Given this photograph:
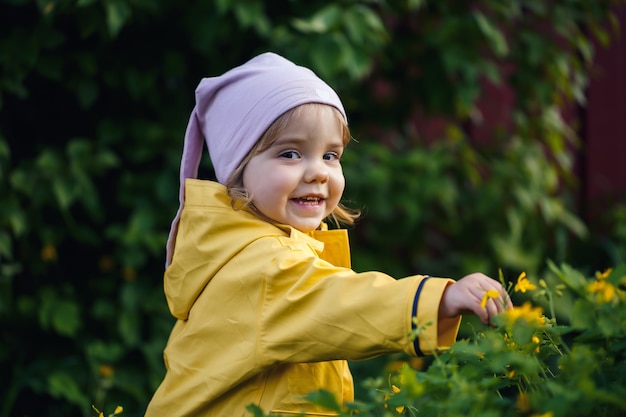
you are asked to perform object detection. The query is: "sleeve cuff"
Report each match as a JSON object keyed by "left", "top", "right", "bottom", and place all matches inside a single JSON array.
[{"left": 411, "top": 277, "right": 461, "bottom": 356}]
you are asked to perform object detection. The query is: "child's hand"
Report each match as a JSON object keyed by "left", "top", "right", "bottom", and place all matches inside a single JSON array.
[{"left": 439, "top": 273, "right": 513, "bottom": 325}]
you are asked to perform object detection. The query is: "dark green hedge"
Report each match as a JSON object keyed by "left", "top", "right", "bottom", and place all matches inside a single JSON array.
[{"left": 1, "top": 1, "right": 623, "bottom": 415}]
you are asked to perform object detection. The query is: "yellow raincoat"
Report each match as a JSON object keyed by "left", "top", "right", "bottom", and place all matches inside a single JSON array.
[{"left": 145, "top": 179, "right": 461, "bottom": 417}]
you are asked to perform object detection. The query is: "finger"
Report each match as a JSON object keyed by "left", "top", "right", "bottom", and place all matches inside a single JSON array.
[
  {"left": 502, "top": 293, "right": 514, "bottom": 310},
  {"left": 476, "top": 305, "right": 490, "bottom": 325},
  {"left": 487, "top": 283, "right": 512, "bottom": 311},
  {"left": 492, "top": 295, "right": 513, "bottom": 322},
  {"left": 494, "top": 286, "right": 513, "bottom": 310},
  {"left": 485, "top": 298, "right": 500, "bottom": 326},
  {"left": 477, "top": 294, "right": 498, "bottom": 325}
]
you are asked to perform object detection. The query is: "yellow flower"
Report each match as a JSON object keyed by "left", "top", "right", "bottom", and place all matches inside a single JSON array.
[
  {"left": 383, "top": 386, "right": 405, "bottom": 413},
  {"left": 504, "top": 302, "right": 545, "bottom": 327},
  {"left": 41, "top": 243, "right": 57, "bottom": 262},
  {"left": 99, "top": 364, "right": 114, "bottom": 378},
  {"left": 587, "top": 279, "right": 616, "bottom": 303},
  {"left": 122, "top": 266, "right": 137, "bottom": 282},
  {"left": 503, "top": 332, "right": 516, "bottom": 348},
  {"left": 391, "top": 386, "right": 404, "bottom": 412},
  {"left": 514, "top": 272, "right": 537, "bottom": 293},
  {"left": 114, "top": 406, "right": 123, "bottom": 415},
  {"left": 532, "top": 335, "right": 541, "bottom": 352},
  {"left": 516, "top": 393, "right": 530, "bottom": 412},
  {"left": 385, "top": 360, "right": 407, "bottom": 373},
  {"left": 99, "top": 256, "right": 114, "bottom": 273},
  {"left": 596, "top": 268, "right": 612, "bottom": 280},
  {"left": 531, "top": 412, "right": 553, "bottom": 417},
  {"left": 43, "top": 2, "right": 55, "bottom": 15},
  {"left": 480, "top": 289, "right": 500, "bottom": 308},
  {"left": 409, "top": 357, "right": 425, "bottom": 370}
]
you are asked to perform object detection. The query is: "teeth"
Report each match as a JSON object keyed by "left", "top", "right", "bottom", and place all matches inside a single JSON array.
[{"left": 295, "top": 196, "right": 321, "bottom": 205}]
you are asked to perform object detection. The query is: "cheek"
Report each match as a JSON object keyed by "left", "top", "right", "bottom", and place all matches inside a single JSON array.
[
  {"left": 244, "top": 166, "right": 286, "bottom": 206},
  {"left": 331, "top": 171, "right": 346, "bottom": 197},
  {"left": 241, "top": 173, "right": 256, "bottom": 198},
  {"left": 242, "top": 159, "right": 269, "bottom": 193}
]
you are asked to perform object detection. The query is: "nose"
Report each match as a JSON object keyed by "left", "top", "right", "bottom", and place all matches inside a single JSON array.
[{"left": 304, "top": 159, "right": 329, "bottom": 183}]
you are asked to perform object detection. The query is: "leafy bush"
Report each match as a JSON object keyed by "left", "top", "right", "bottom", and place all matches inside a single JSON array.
[
  {"left": 0, "top": 1, "right": 388, "bottom": 415},
  {"left": 279, "top": 263, "right": 626, "bottom": 417},
  {"left": 1, "top": 0, "right": 624, "bottom": 416}
]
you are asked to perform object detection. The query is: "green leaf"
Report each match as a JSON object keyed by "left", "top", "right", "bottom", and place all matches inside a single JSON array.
[
  {"left": 291, "top": 4, "right": 341, "bottom": 34},
  {"left": 73, "top": 78, "right": 99, "bottom": 109},
  {"left": 309, "top": 36, "right": 342, "bottom": 80},
  {"left": 245, "top": 404, "right": 266, "bottom": 417},
  {"left": 52, "top": 177, "right": 74, "bottom": 210},
  {"left": 606, "top": 264, "right": 626, "bottom": 286},
  {"left": 52, "top": 300, "right": 82, "bottom": 337},
  {"left": 36, "top": 149, "right": 61, "bottom": 172},
  {"left": 343, "top": 5, "right": 386, "bottom": 45},
  {"left": 105, "top": 0, "right": 132, "bottom": 37},
  {"left": 571, "top": 299, "right": 594, "bottom": 330},
  {"left": 0, "top": 265, "right": 17, "bottom": 315},
  {"left": 305, "top": 389, "right": 342, "bottom": 413},
  {"left": 86, "top": 340, "right": 125, "bottom": 363},
  {"left": 597, "top": 314, "right": 620, "bottom": 338},
  {"left": 47, "top": 371, "right": 89, "bottom": 408},
  {"left": 0, "top": 231, "right": 12, "bottom": 258},
  {"left": 215, "top": 0, "right": 231, "bottom": 14},
  {"left": 510, "top": 320, "right": 535, "bottom": 344},
  {"left": 38, "top": 289, "right": 82, "bottom": 336},
  {"left": 66, "top": 139, "right": 90, "bottom": 161},
  {"left": 473, "top": 12, "right": 509, "bottom": 57},
  {"left": 7, "top": 201, "right": 27, "bottom": 236},
  {"left": 17, "top": 295, "right": 36, "bottom": 317},
  {"left": 233, "top": 1, "right": 268, "bottom": 33},
  {"left": 407, "top": 0, "right": 426, "bottom": 11},
  {"left": 0, "top": 137, "right": 9, "bottom": 160},
  {"left": 119, "top": 310, "right": 140, "bottom": 346}
]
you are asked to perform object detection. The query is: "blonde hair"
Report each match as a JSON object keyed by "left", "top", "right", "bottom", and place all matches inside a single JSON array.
[{"left": 225, "top": 103, "right": 360, "bottom": 228}]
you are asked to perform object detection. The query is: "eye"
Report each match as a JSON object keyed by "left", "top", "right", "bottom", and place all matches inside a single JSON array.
[
  {"left": 323, "top": 151, "right": 341, "bottom": 161},
  {"left": 279, "top": 150, "right": 300, "bottom": 159}
]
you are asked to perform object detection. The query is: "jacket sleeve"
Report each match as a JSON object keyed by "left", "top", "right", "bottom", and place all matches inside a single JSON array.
[
  {"left": 411, "top": 277, "right": 461, "bottom": 356},
  {"left": 239, "top": 236, "right": 461, "bottom": 366}
]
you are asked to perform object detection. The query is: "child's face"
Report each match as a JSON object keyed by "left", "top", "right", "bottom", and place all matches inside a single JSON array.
[{"left": 242, "top": 105, "right": 346, "bottom": 232}]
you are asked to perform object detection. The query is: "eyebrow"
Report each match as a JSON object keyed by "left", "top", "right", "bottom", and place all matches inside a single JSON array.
[
  {"left": 272, "top": 136, "right": 345, "bottom": 149},
  {"left": 272, "top": 137, "right": 306, "bottom": 147}
]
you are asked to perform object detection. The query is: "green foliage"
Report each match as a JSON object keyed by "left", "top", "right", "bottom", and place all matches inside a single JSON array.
[
  {"left": 0, "top": 0, "right": 624, "bottom": 415},
  {"left": 343, "top": 133, "right": 587, "bottom": 278},
  {"left": 0, "top": 1, "right": 390, "bottom": 415},
  {"left": 301, "top": 263, "right": 626, "bottom": 417},
  {"left": 344, "top": 0, "right": 622, "bottom": 279}
]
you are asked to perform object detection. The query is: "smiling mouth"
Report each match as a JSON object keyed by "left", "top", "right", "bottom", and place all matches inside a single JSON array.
[{"left": 292, "top": 196, "right": 324, "bottom": 206}]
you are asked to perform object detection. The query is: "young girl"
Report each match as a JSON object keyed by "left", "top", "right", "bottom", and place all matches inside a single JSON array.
[{"left": 145, "top": 52, "right": 512, "bottom": 417}]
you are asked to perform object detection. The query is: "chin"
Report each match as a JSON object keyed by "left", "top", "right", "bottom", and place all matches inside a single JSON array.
[{"left": 292, "top": 222, "right": 321, "bottom": 233}]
